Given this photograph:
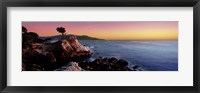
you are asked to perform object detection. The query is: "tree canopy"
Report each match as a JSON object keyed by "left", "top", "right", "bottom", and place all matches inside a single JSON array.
[
  {"left": 56, "top": 27, "right": 66, "bottom": 39},
  {"left": 56, "top": 27, "right": 66, "bottom": 34}
]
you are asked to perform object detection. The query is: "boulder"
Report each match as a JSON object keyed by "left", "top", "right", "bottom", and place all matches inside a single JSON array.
[{"left": 55, "top": 62, "right": 82, "bottom": 71}]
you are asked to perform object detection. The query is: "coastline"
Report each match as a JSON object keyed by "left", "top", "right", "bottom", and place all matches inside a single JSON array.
[{"left": 22, "top": 35, "right": 140, "bottom": 71}]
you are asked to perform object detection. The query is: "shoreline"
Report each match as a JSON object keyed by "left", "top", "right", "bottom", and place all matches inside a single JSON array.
[
  {"left": 55, "top": 57, "right": 141, "bottom": 71},
  {"left": 23, "top": 35, "right": 142, "bottom": 71}
]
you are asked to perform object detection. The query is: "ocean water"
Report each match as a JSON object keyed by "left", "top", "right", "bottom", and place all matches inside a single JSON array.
[{"left": 79, "top": 40, "right": 178, "bottom": 71}]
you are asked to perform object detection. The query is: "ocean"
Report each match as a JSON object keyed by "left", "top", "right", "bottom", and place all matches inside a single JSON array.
[{"left": 79, "top": 40, "right": 178, "bottom": 71}]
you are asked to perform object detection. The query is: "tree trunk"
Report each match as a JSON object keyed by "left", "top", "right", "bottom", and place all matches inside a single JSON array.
[{"left": 61, "top": 33, "right": 64, "bottom": 40}]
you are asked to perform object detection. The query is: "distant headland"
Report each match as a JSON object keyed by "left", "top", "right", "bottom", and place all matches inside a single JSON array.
[{"left": 39, "top": 34, "right": 104, "bottom": 41}]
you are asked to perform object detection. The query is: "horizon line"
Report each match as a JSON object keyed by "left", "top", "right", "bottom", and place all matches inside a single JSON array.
[{"left": 38, "top": 34, "right": 178, "bottom": 41}]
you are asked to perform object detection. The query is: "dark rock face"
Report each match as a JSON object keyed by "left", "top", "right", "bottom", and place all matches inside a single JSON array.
[
  {"left": 22, "top": 35, "right": 93, "bottom": 71},
  {"left": 79, "top": 57, "right": 132, "bottom": 71},
  {"left": 22, "top": 47, "right": 59, "bottom": 71},
  {"left": 22, "top": 63, "right": 44, "bottom": 71}
]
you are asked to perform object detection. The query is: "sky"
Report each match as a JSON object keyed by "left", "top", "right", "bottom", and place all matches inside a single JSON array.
[{"left": 22, "top": 22, "right": 178, "bottom": 40}]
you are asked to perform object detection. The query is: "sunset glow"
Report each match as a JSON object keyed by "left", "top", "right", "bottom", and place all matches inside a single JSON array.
[{"left": 22, "top": 22, "right": 178, "bottom": 40}]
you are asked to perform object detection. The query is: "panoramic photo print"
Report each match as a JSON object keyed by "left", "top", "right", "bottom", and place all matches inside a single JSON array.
[{"left": 22, "top": 22, "right": 178, "bottom": 71}]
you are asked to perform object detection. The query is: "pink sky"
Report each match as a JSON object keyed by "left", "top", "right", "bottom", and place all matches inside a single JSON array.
[{"left": 22, "top": 22, "right": 178, "bottom": 40}]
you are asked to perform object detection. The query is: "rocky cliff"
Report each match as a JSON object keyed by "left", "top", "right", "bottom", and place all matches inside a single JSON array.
[
  {"left": 22, "top": 35, "right": 140, "bottom": 71},
  {"left": 22, "top": 35, "right": 93, "bottom": 71}
]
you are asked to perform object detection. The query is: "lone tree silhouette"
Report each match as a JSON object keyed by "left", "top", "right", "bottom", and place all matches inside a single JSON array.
[{"left": 56, "top": 27, "right": 66, "bottom": 39}]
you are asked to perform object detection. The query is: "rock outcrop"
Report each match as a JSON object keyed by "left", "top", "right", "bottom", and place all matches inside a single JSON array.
[
  {"left": 50, "top": 35, "right": 93, "bottom": 62},
  {"left": 79, "top": 57, "right": 132, "bottom": 71},
  {"left": 55, "top": 62, "right": 82, "bottom": 71},
  {"left": 22, "top": 35, "right": 93, "bottom": 71},
  {"left": 22, "top": 35, "right": 140, "bottom": 71}
]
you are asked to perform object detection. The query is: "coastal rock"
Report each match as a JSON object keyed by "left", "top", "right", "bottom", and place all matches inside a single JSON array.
[
  {"left": 22, "top": 63, "right": 44, "bottom": 71},
  {"left": 22, "top": 35, "right": 93, "bottom": 71},
  {"left": 22, "top": 47, "right": 57, "bottom": 70},
  {"left": 79, "top": 57, "right": 132, "bottom": 71},
  {"left": 67, "top": 35, "right": 91, "bottom": 52},
  {"left": 50, "top": 35, "right": 93, "bottom": 62},
  {"left": 55, "top": 62, "right": 82, "bottom": 71},
  {"left": 132, "top": 65, "right": 142, "bottom": 71}
]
